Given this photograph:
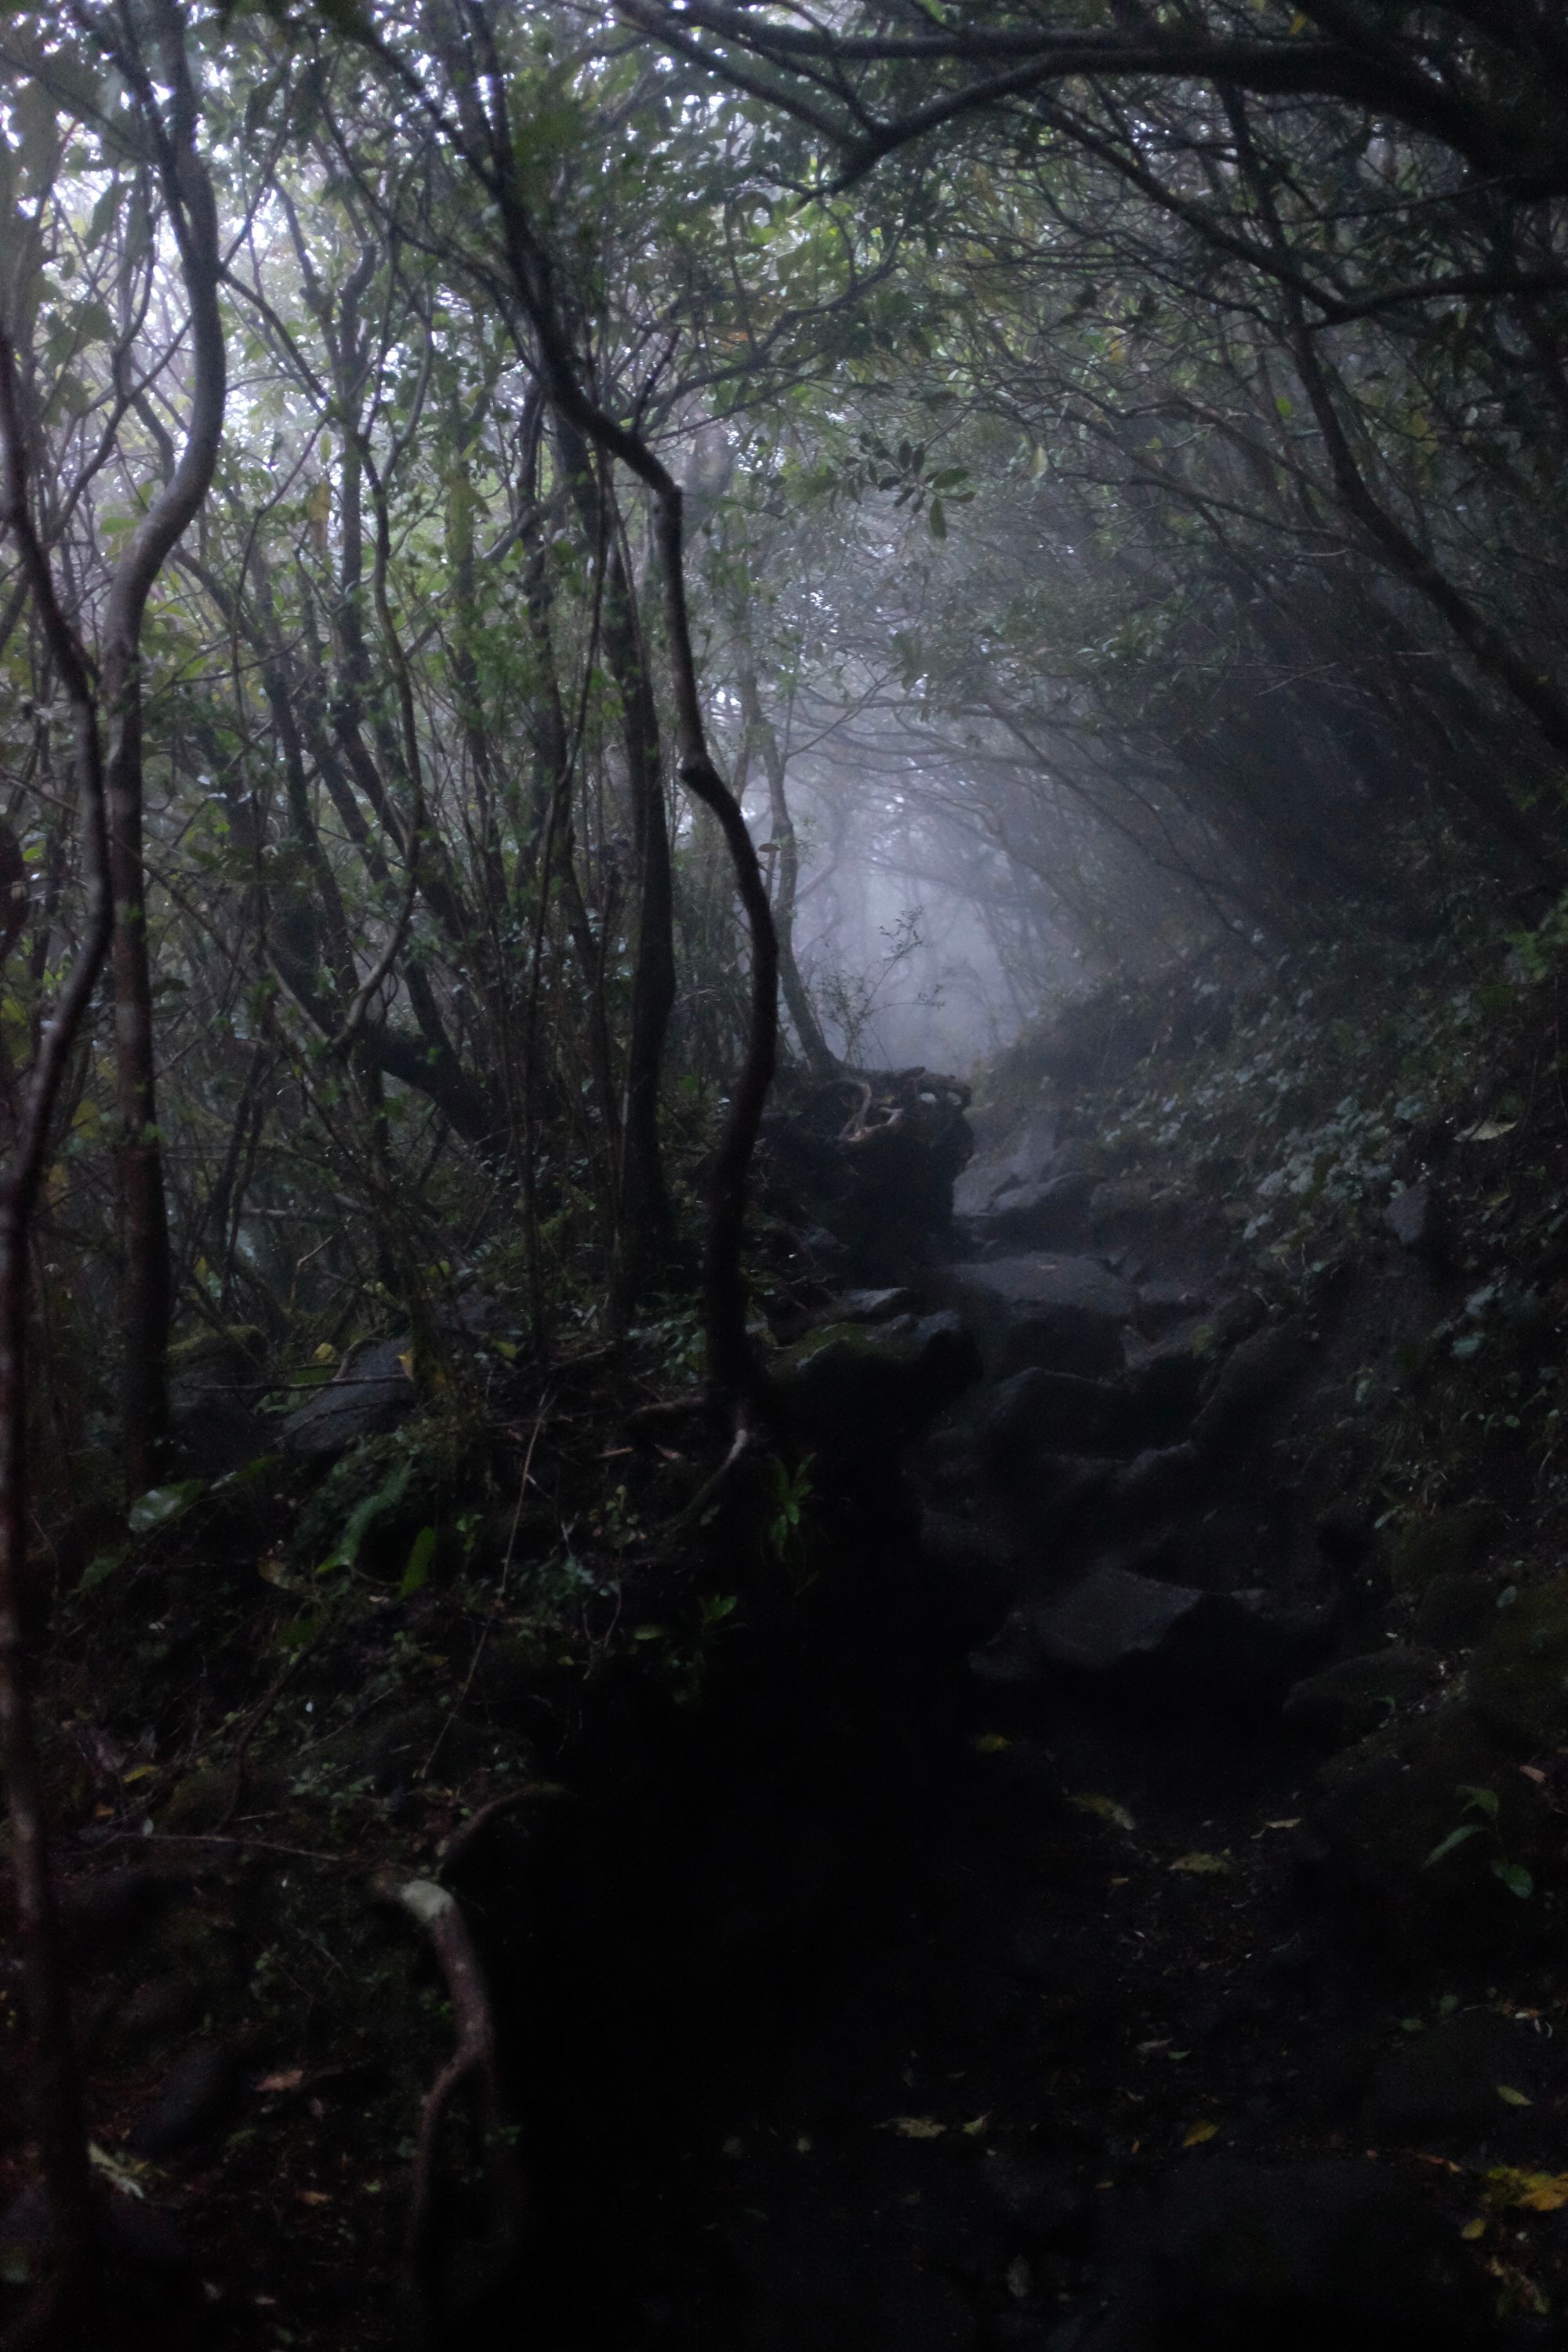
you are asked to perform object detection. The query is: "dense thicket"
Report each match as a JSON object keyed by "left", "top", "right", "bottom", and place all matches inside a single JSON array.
[{"left": 2, "top": 0, "right": 1566, "bottom": 2313}]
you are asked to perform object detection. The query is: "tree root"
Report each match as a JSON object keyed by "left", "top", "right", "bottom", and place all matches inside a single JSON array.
[{"left": 368, "top": 1871, "right": 530, "bottom": 2345}]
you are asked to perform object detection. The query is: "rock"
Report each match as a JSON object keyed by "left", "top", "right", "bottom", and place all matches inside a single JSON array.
[
  {"left": 1111, "top": 1442, "right": 1202, "bottom": 1519},
  {"left": 1386, "top": 1180, "right": 1449, "bottom": 1261},
  {"left": 972, "top": 1564, "right": 1305, "bottom": 1709},
  {"left": 127, "top": 2039, "right": 238, "bottom": 2158},
  {"left": 951, "top": 1254, "right": 1137, "bottom": 1380},
  {"left": 1135, "top": 1276, "right": 1210, "bottom": 1331},
  {"left": 1468, "top": 1579, "right": 1568, "bottom": 1750},
  {"left": 1391, "top": 1506, "right": 1497, "bottom": 1596},
  {"left": 1151, "top": 2157, "right": 1490, "bottom": 2350},
  {"left": 835, "top": 1287, "right": 916, "bottom": 1322},
  {"left": 981, "top": 1367, "right": 1125, "bottom": 1467},
  {"left": 974, "top": 1173, "right": 1093, "bottom": 1247},
  {"left": 1414, "top": 1570, "right": 1501, "bottom": 1649},
  {"left": 1301, "top": 1696, "right": 1547, "bottom": 1936},
  {"left": 1189, "top": 1324, "right": 1301, "bottom": 1454},
  {"left": 1123, "top": 1347, "right": 1203, "bottom": 1443},
  {"left": 281, "top": 1335, "right": 416, "bottom": 1457},
  {"left": 1283, "top": 1646, "right": 1440, "bottom": 1745},
  {"left": 169, "top": 1327, "right": 270, "bottom": 1477},
  {"left": 1088, "top": 1178, "right": 1184, "bottom": 1249},
  {"left": 1363, "top": 2009, "right": 1551, "bottom": 2138},
  {"left": 953, "top": 1112, "right": 1061, "bottom": 1217},
  {"left": 775, "top": 1310, "right": 982, "bottom": 1445}
]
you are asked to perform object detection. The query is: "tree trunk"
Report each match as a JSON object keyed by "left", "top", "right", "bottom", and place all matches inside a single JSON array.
[
  {"left": 98, "top": 0, "right": 226, "bottom": 1496},
  {"left": 738, "top": 657, "right": 837, "bottom": 1076}
]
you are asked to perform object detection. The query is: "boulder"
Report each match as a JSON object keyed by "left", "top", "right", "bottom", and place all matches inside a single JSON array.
[
  {"left": 1468, "top": 1579, "right": 1568, "bottom": 1750},
  {"left": 972, "top": 1563, "right": 1306, "bottom": 1710},
  {"left": 1151, "top": 2157, "right": 1490, "bottom": 2350},
  {"left": 1414, "top": 1570, "right": 1501, "bottom": 1650},
  {"left": 834, "top": 1287, "right": 916, "bottom": 1323},
  {"left": 951, "top": 1254, "right": 1137, "bottom": 1380},
  {"left": 1123, "top": 1346, "right": 1203, "bottom": 1443},
  {"left": 1134, "top": 1276, "right": 1210, "bottom": 1332},
  {"left": 775, "top": 1310, "right": 981, "bottom": 1446},
  {"left": 169, "top": 1327, "right": 270, "bottom": 1476},
  {"left": 972, "top": 1173, "right": 1093, "bottom": 1247},
  {"left": 281, "top": 1335, "right": 416, "bottom": 1457},
  {"left": 1363, "top": 2009, "right": 1552, "bottom": 2139},
  {"left": 953, "top": 1111, "right": 1060, "bottom": 1217},
  {"left": 1391, "top": 1506, "right": 1497, "bottom": 1597},
  {"left": 1110, "top": 1442, "right": 1202, "bottom": 1520},
  {"left": 1300, "top": 1695, "right": 1548, "bottom": 1938},
  {"left": 1088, "top": 1178, "right": 1184, "bottom": 1249},
  {"left": 981, "top": 1367, "right": 1126, "bottom": 1468},
  {"left": 1189, "top": 1324, "right": 1302, "bottom": 1455},
  {"left": 1283, "top": 1645, "right": 1441, "bottom": 1746}
]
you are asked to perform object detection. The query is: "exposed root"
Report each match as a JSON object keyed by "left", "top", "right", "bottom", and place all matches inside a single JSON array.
[{"left": 368, "top": 1871, "right": 530, "bottom": 2345}]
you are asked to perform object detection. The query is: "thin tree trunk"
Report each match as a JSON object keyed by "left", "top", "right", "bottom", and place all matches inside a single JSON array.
[
  {"left": 97, "top": 0, "right": 226, "bottom": 1496},
  {"left": 0, "top": 323, "right": 113, "bottom": 2331},
  {"left": 738, "top": 656, "right": 837, "bottom": 1076}
]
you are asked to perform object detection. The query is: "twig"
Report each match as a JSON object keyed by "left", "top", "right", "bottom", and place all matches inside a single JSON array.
[
  {"left": 213, "top": 1657, "right": 298, "bottom": 1834},
  {"left": 435, "top": 1783, "right": 559, "bottom": 1878}
]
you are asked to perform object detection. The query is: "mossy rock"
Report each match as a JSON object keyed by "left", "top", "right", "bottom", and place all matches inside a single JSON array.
[
  {"left": 1283, "top": 1645, "right": 1440, "bottom": 1747},
  {"left": 774, "top": 1312, "right": 980, "bottom": 1445},
  {"left": 1390, "top": 1506, "right": 1497, "bottom": 1596},
  {"left": 289, "top": 1409, "right": 486, "bottom": 1576},
  {"left": 1469, "top": 1578, "right": 1568, "bottom": 1751},
  {"left": 1304, "top": 1692, "right": 1546, "bottom": 1934},
  {"left": 1412, "top": 1570, "right": 1501, "bottom": 1650}
]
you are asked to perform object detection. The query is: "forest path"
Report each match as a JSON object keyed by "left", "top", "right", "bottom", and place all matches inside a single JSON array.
[{"left": 521, "top": 1206, "right": 1529, "bottom": 2352}]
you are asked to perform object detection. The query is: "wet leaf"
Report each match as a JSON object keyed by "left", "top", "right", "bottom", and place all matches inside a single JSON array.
[
  {"left": 1496, "top": 2085, "right": 1534, "bottom": 2107},
  {"left": 1072, "top": 1793, "right": 1136, "bottom": 1832},
  {"left": 1169, "top": 1851, "right": 1231, "bottom": 1875},
  {"left": 128, "top": 1480, "right": 205, "bottom": 1534},
  {"left": 887, "top": 2117, "right": 946, "bottom": 2139},
  {"left": 1459, "top": 1119, "right": 1517, "bottom": 1142},
  {"left": 1486, "top": 2168, "right": 1568, "bottom": 2212},
  {"left": 973, "top": 1734, "right": 1011, "bottom": 1754},
  {"left": 961, "top": 2114, "right": 989, "bottom": 2136},
  {"left": 401, "top": 1525, "right": 437, "bottom": 1599},
  {"left": 1462, "top": 2217, "right": 1487, "bottom": 2241},
  {"left": 256, "top": 2069, "right": 305, "bottom": 2095},
  {"left": 1183, "top": 2120, "right": 1219, "bottom": 2147}
]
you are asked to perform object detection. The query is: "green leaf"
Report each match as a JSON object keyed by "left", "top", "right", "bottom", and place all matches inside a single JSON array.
[
  {"left": 928, "top": 496, "right": 946, "bottom": 539},
  {"left": 1458, "top": 1784, "right": 1500, "bottom": 1820},
  {"left": 128, "top": 1479, "right": 205, "bottom": 1534},
  {"left": 400, "top": 1524, "right": 437, "bottom": 1599},
  {"left": 1492, "top": 1860, "right": 1534, "bottom": 1900},
  {"left": 1424, "top": 1822, "right": 1486, "bottom": 1868}
]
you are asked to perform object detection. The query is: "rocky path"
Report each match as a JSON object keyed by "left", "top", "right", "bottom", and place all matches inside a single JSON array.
[{"left": 528, "top": 1145, "right": 1563, "bottom": 2351}]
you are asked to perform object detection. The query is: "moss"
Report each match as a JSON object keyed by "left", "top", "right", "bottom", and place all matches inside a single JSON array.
[
  {"left": 1390, "top": 1507, "right": 1497, "bottom": 1596},
  {"left": 1308, "top": 1692, "right": 1545, "bottom": 1926},
  {"left": 1468, "top": 1578, "right": 1568, "bottom": 1750}
]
